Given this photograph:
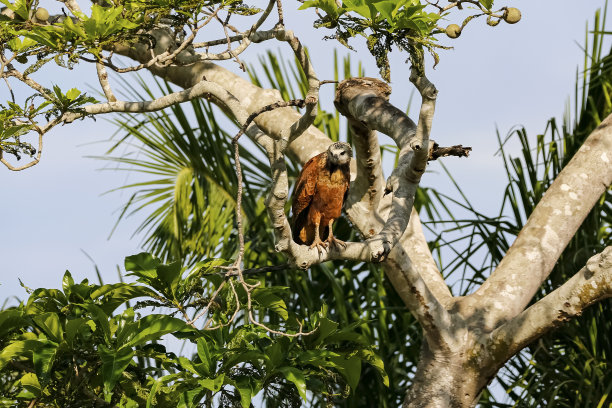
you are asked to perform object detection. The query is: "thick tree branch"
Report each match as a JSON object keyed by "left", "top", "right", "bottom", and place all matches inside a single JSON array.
[
  {"left": 400, "top": 208, "right": 453, "bottom": 306},
  {"left": 345, "top": 122, "right": 385, "bottom": 238},
  {"left": 472, "top": 112, "right": 612, "bottom": 330},
  {"left": 344, "top": 111, "right": 453, "bottom": 310},
  {"left": 334, "top": 74, "right": 437, "bottom": 262},
  {"left": 333, "top": 75, "right": 456, "bottom": 347},
  {"left": 485, "top": 246, "right": 612, "bottom": 365}
]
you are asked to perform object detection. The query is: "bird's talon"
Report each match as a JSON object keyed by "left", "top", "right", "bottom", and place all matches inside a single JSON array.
[
  {"left": 309, "top": 238, "right": 327, "bottom": 255},
  {"left": 326, "top": 236, "right": 346, "bottom": 250}
]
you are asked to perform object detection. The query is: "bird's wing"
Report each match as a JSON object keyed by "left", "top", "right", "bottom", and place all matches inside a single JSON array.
[
  {"left": 342, "top": 166, "right": 351, "bottom": 206},
  {"left": 291, "top": 153, "right": 321, "bottom": 222}
]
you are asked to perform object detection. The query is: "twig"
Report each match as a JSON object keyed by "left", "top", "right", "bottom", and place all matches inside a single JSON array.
[
  {"left": 428, "top": 143, "right": 471, "bottom": 161},
  {"left": 276, "top": 0, "right": 284, "bottom": 26},
  {"left": 0, "top": 130, "right": 43, "bottom": 171},
  {"left": 3, "top": 77, "right": 15, "bottom": 103},
  {"left": 188, "top": 280, "right": 227, "bottom": 326},
  {"left": 233, "top": 99, "right": 305, "bottom": 142}
]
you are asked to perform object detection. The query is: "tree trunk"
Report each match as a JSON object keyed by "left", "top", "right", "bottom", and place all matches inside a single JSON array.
[{"left": 403, "top": 341, "right": 493, "bottom": 408}]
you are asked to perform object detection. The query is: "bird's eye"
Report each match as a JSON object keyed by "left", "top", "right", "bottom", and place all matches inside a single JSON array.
[{"left": 340, "top": 151, "right": 346, "bottom": 155}]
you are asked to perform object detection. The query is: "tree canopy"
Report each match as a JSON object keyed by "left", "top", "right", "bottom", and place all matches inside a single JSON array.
[{"left": 0, "top": 1, "right": 611, "bottom": 408}]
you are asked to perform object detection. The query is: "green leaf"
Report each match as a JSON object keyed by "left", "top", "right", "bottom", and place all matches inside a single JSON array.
[
  {"left": 126, "top": 314, "right": 191, "bottom": 347},
  {"left": 312, "top": 316, "right": 338, "bottom": 345},
  {"left": 298, "top": 0, "right": 339, "bottom": 19},
  {"left": 32, "top": 312, "right": 63, "bottom": 343},
  {"left": 343, "top": 0, "right": 371, "bottom": 19},
  {"left": 65, "top": 318, "right": 90, "bottom": 346},
  {"left": 156, "top": 261, "right": 182, "bottom": 298},
  {"left": 330, "top": 354, "right": 361, "bottom": 390},
  {"left": 125, "top": 252, "right": 161, "bottom": 280},
  {"left": 264, "top": 341, "right": 284, "bottom": 369},
  {"left": 19, "top": 373, "right": 41, "bottom": 397},
  {"left": 62, "top": 15, "right": 87, "bottom": 38},
  {"left": 277, "top": 367, "right": 307, "bottom": 401},
  {"left": 252, "top": 288, "right": 288, "bottom": 320},
  {"left": 146, "top": 378, "right": 161, "bottom": 408},
  {"left": 196, "top": 338, "right": 213, "bottom": 376},
  {"left": 0, "top": 340, "right": 31, "bottom": 370},
  {"left": 32, "top": 342, "right": 58, "bottom": 382},
  {"left": 90, "top": 284, "right": 155, "bottom": 315},
  {"left": 372, "top": 0, "right": 396, "bottom": 22},
  {"left": 359, "top": 349, "right": 389, "bottom": 387},
  {"left": 65, "top": 88, "right": 81, "bottom": 101},
  {"left": 80, "top": 303, "right": 111, "bottom": 344},
  {"left": 479, "top": 0, "right": 493, "bottom": 10},
  {"left": 0, "top": 309, "right": 27, "bottom": 338},
  {"left": 198, "top": 374, "right": 225, "bottom": 392},
  {"left": 99, "top": 344, "right": 134, "bottom": 395},
  {"left": 62, "top": 270, "right": 75, "bottom": 295},
  {"left": 234, "top": 379, "right": 253, "bottom": 408}
]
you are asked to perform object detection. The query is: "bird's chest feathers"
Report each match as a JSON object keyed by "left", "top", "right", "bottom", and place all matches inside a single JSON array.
[
  {"left": 310, "top": 167, "right": 347, "bottom": 218},
  {"left": 325, "top": 167, "right": 346, "bottom": 184}
]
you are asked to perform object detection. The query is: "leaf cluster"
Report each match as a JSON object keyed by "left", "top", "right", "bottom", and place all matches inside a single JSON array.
[
  {"left": 300, "top": 0, "right": 444, "bottom": 80},
  {"left": 0, "top": 86, "right": 96, "bottom": 161},
  {"left": 0, "top": 253, "right": 387, "bottom": 407}
]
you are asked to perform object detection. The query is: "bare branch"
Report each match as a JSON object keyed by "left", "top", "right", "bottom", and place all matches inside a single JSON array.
[
  {"left": 473, "top": 112, "right": 612, "bottom": 330},
  {"left": 96, "top": 62, "right": 117, "bottom": 102},
  {"left": 334, "top": 73, "right": 437, "bottom": 262},
  {"left": 428, "top": 143, "right": 471, "bottom": 160},
  {"left": 485, "top": 246, "right": 612, "bottom": 364},
  {"left": 345, "top": 122, "right": 385, "bottom": 238},
  {"left": 0, "top": 131, "right": 43, "bottom": 171}
]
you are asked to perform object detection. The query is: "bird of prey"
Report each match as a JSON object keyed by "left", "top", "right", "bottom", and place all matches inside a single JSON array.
[{"left": 291, "top": 142, "right": 352, "bottom": 252}]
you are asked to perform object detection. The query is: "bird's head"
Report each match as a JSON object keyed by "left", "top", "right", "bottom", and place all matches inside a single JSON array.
[{"left": 327, "top": 142, "right": 352, "bottom": 166}]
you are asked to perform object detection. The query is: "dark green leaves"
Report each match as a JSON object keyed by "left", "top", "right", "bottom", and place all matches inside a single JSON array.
[
  {"left": 479, "top": 0, "right": 494, "bottom": 10},
  {"left": 125, "top": 315, "right": 191, "bottom": 347},
  {"left": 277, "top": 367, "right": 307, "bottom": 400},
  {"left": 99, "top": 345, "right": 135, "bottom": 395}
]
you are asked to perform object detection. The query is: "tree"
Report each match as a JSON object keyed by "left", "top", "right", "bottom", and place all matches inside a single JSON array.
[{"left": 0, "top": 1, "right": 611, "bottom": 407}]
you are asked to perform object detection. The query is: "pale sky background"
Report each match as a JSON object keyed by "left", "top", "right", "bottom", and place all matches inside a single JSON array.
[{"left": 0, "top": 1, "right": 609, "bottom": 308}]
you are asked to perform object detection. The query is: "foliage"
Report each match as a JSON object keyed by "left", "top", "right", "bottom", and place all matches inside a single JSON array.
[
  {"left": 0, "top": 0, "right": 259, "bottom": 162},
  {"left": 300, "top": 0, "right": 443, "bottom": 80},
  {"left": 298, "top": 0, "right": 516, "bottom": 80},
  {"left": 0, "top": 0, "right": 520, "bottom": 164},
  {"left": 0, "top": 254, "right": 386, "bottom": 407},
  {"left": 0, "top": 86, "right": 97, "bottom": 161}
]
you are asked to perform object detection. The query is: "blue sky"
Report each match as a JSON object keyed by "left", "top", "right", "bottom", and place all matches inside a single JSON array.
[{"left": 1, "top": 1, "right": 609, "bottom": 304}]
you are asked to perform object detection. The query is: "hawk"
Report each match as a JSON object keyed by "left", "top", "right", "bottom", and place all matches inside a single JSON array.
[{"left": 291, "top": 142, "right": 352, "bottom": 252}]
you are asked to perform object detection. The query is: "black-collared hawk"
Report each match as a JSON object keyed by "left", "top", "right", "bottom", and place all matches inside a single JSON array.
[{"left": 291, "top": 142, "right": 352, "bottom": 252}]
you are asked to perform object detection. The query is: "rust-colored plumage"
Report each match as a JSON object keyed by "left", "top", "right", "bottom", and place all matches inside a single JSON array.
[{"left": 291, "top": 142, "right": 352, "bottom": 251}]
